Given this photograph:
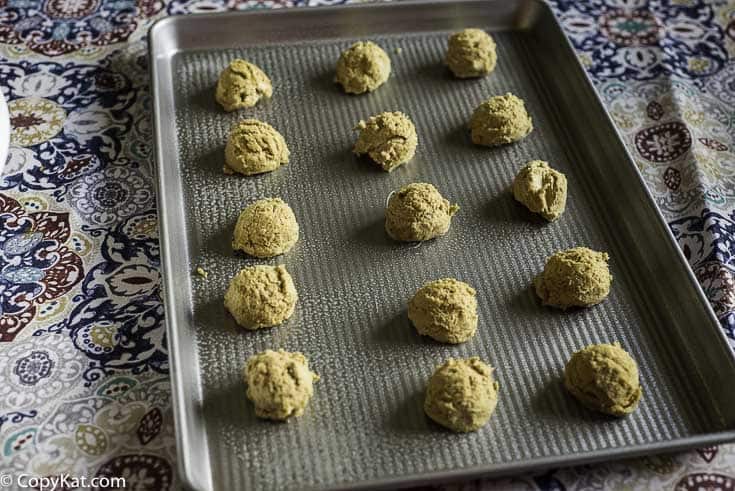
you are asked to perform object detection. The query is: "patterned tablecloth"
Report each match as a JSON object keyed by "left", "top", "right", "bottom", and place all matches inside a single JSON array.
[{"left": 0, "top": 0, "right": 733, "bottom": 489}]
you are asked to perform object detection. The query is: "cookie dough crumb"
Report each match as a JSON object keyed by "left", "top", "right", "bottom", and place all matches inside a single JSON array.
[
  {"left": 233, "top": 198, "right": 299, "bottom": 258},
  {"left": 244, "top": 349, "right": 319, "bottom": 421},
  {"left": 424, "top": 357, "right": 499, "bottom": 432},
  {"left": 385, "top": 183, "right": 459, "bottom": 242},
  {"left": 335, "top": 41, "right": 391, "bottom": 94},
  {"left": 512, "top": 160, "right": 568, "bottom": 221},
  {"left": 353, "top": 111, "right": 418, "bottom": 172},
  {"left": 445, "top": 28, "right": 497, "bottom": 78},
  {"left": 395, "top": 47, "right": 403, "bottom": 54},
  {"left": 469, "top": 93, "right": 533, "bottom": 146},
  {"left": 534, "top": 247, "right": 612, "bottom": 309},
  {"left": 215, "top": 59, "right": 272, "bottom": 112},
  {"left": 409, "top": 278, "right": 478, "bottom": 344},
  {"left": 224, "top": 119, "right": 289, "bottom": 176},
  {"left": 224, "top": 265, "right": 297, "bottom": 329},
  {"left": 564, "top": 342, "right": 642, "bottom": 416},
  {"left": 195, "top": 267, "right": 208, "bottom": 279}
]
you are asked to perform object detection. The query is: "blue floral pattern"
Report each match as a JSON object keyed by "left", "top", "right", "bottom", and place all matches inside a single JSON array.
[
  {"left": 706, "top": 60, "right": 735, "bottom": 106},
  {"left": 68, "top": 164, "right": 153, "bottom": 227},
  {"left": 0, "top": 0, "right": 164, "bottom": 57},
  {"left": 41, "top": 210, "right": 165, "bottom": 384},
  {"left": 670, "top": 208, "right": 735, "bottom": 344},
  {"left": 0, "top": 0, "right": 734, "bottom": 490},
  {"left": 550, "top": 0, "right": 728, "bottom": 83},
  {"left": 0, "top": 60, "right": 139, "bottom": 200}
]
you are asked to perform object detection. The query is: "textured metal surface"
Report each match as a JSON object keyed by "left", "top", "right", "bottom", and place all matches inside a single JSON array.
[{"left": 149, "top": 2, "right": 735, "bottom": 490}]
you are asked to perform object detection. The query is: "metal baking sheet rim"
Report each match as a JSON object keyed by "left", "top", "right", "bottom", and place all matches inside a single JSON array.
[{"left": 149, "top": 2, "right": 735, "bottom": 490}]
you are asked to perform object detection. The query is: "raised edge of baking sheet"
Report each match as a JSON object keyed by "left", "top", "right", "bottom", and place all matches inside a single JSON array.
[{"left": 149, "top": 1, "right": 735, "bottom": 490}]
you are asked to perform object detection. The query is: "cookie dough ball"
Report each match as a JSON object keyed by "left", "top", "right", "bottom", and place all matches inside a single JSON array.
[
  {"left": 335, "top": 41, "right": 391, "bottom": 94},
  {"left": 445, "top": 28, "right": 497, "bottom": 78},
  {"left": 385, "top": 183, "right": 459, "bottom": 242},
  {"left": 512, "top": 160, "right": 568, "bottom": 221},
  {"left": 215, "top": 59, "right": 272, "bottom": 112},
  {"left": 232, "top": 198, "right": 299, "bottom": 258},
  {"left": 534, "top": 247, "right": 612, "bottom": 309},
  {"left": 353, "top": 111, "right": 418, "bottom": 172},
  {"left": 469, "top": 93, "right": 533, "bottom": 146},
  {"left": 244, "top": 349, "right": 319, "bottom": 421},
  {"left": 224, "top": 265, "right": 297, "bottom": 329},
  {"left": 408, "top": 278, "right": 478, "bottom": 344},
  {"left": 564, "top": 342, "right": 642, "bottom": 416},
  {"left": 424, "top": 357, "right": 499, "bottom": 432},
  {"left": 224, "top": 119, "right": 289, "bottom": 176}
]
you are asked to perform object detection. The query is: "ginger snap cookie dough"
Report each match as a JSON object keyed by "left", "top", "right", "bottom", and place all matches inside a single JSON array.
[
  {"left": 534, "top": 247, "right": 612, "bottom": 309},
  {"left": 335, "top": 41, "right": 391, "bottom": 94},
  {"left": 224, "top": 265, "right": 297, "bottom": 329},
  {"left": 224, "top": 119, "right": 289, "bottom": 176},
  {"left": 385, "top": 183, "right": 459, "bottom": 242},
  {"left": 564, "top": 342, "right": 642, "bottom": 416},
  {"left": 408, "top": 278, "right": 478, "bottom": 344},
  {"left": 512, "top": 160, "right": 568, "bottom": 221},
  {"left": 232, "top": 198, "right": 299, "bottom": 258},
  {"left": 244, "top": 349, "right": 319, "bottom": 421},
  {"left": 469, "top": 93, "right": 533, "bottom": 146},
  {"left": 424, "top": 357, "right": 499, "bottom": 432},
  {"left": 446, "top": 28, "right": 497, "bottom": 78},
  {"left": 215, "top": 59, "right": 272, "bottom": 112},
  {"left": 353, "top": 111, "right": 418, "bottom": 172}
]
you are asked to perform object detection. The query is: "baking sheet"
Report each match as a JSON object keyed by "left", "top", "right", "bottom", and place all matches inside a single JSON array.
[{"left": 149, "top": 2, "right": 735, "bottom": 490}]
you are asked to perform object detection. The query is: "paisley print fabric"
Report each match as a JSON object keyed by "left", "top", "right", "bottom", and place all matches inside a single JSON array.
[
  {"left": 0, "top": 0, "right": 164, "bottom": 57},
  {"left": 0, "top": 0, "right": 732, "bottom": 490}
]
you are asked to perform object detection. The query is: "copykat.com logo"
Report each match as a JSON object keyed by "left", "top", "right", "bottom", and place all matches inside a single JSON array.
[{"left": 0, "top": 474, "right": 126, "bottom": 489}]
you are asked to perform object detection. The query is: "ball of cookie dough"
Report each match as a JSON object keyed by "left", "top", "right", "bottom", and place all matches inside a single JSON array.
[
  {"left": 224, "top": 265, "right": 297, "bottom": 329},
  {"left": 224, "top": 119, "right": 289, "bottom": 176},
  {"left": 408, "top": 278, "right": 478, "bottom": 344},
  {"left": 335, "top": 41, "right": 391, "bottom": 94},
  {"left": 445, "top": 28, "right": 497, "bottom": 78},
  {"left": 534, "top": 247, "right": 612, "bottom": 309},
  {"left": 244, "top": 349, "right": 319, "bottom": 421},
  {"left": 424, "top": 357, "right": 499, "bottom": 432},
  {"left": 385, "top": 183, "right": 459, "bottom": 242},
  {"left": 512, "top": 160, "right": 568, "bottom": 221},
  {"left": 232, "top": 198, "right": 299, "bottom": 258},
  {"left": 469, "top": 93, "right": 533, "bottom": 146},
  {"left": 353, "top": 111, "right": 418, "bottom": 172},
  {"left": 564, "top": 342, "right": 642, "bottom": 416},
  {"left": 215, "top": 59, "right": 272, "bottom": 112}
]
